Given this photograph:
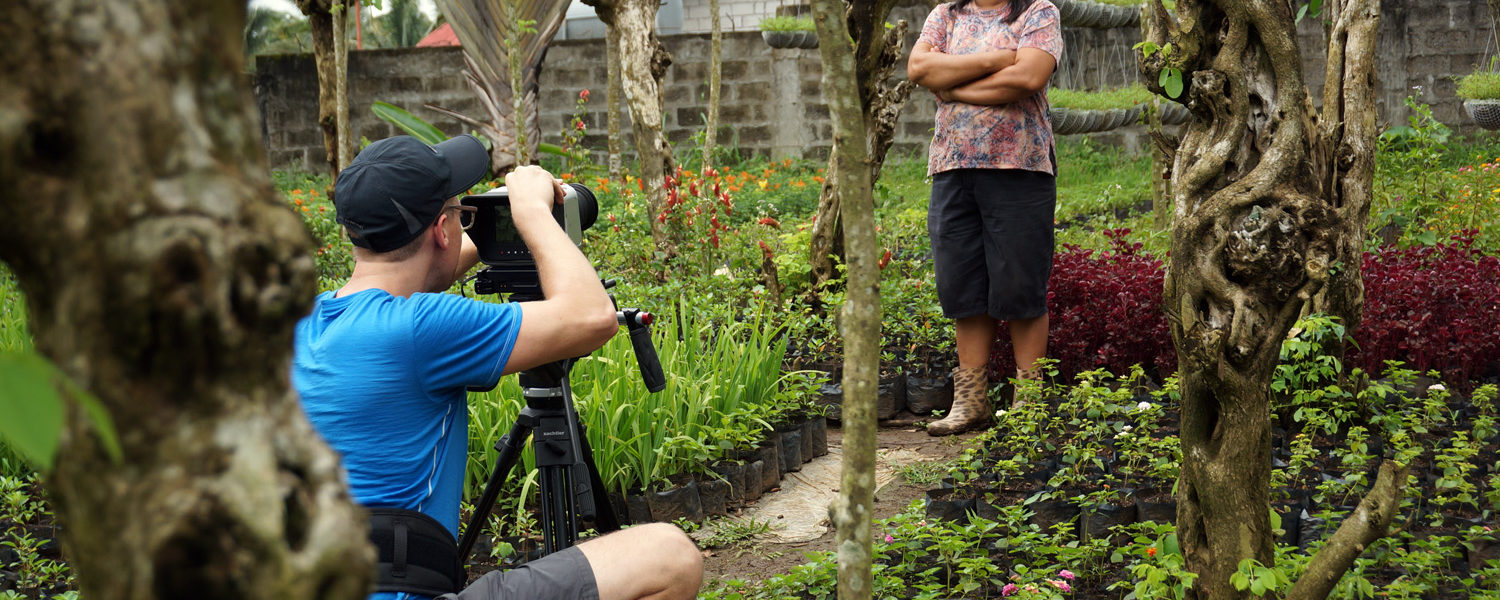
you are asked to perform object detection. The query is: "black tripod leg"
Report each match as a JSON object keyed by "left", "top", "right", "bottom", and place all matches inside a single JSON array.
[
  {"left": 457, "top": 419, "right": 531, "bottom": 566},
  {"left": 575, "top": 426, "right": 624, "bottom": 531},
  {"left": 538, "top": 465, "right": 579, "bottom": 554}
]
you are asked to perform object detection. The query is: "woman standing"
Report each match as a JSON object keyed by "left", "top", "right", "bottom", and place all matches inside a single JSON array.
[{"left": 907, "top": 0, "right": 1062, "bottom": 436}]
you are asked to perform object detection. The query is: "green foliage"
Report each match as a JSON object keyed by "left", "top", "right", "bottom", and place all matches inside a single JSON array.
[
  {"left": 1457, "top": 62, "right": 1500, "bottom": 100},
  {"left": 757, "top": 16, "right": 815, "bottom": 31},
  {"left": 1048, "top": 84, "right": 1155, "bottom": 110},
  {"left": 371, "top": 101, "right": 450, "bottom": 145}
]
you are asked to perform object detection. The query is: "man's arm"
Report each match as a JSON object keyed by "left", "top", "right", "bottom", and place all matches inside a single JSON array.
[
  {"left": 907, "top": 42, "right": 1016, "bottom": 91},
  {"left": 501, "top": 166, "right": 618, "bottom": 374},
  {"left": 936, "top": 47, "right": 1056, "bottom": 105}
]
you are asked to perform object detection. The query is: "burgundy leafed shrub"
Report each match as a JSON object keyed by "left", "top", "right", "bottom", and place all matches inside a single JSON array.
[
  {"left": 1351, "top": 231, "right": 1500, "bottom": 384},
  {"left": 989, "top": 229, "right": 1175, "bottom": 382}
]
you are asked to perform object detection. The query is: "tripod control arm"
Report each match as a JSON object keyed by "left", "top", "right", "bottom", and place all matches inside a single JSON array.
[{"left": 618, "top": 309, "right": 666, "bottom": 393}]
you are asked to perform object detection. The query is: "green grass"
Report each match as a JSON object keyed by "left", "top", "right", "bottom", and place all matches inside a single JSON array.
[
  {"left": 1456, "top": 70, "right": 1500, "bottom": 100},
  {"left": 758, "top": 16, "right": 814, "bottom": 31},
  {"left": 1049, "top": 84, "right": 1156, "bottom": 110}
]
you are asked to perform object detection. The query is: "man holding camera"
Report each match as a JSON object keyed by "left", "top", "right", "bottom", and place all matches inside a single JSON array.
[{"left": 292, "top": 135, "right": 702, "bottom": 600}]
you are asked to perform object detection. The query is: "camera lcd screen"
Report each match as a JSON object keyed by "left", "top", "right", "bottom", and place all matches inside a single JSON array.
[{"left": 490, "top": 202, "right": 520, "bottom": 243}]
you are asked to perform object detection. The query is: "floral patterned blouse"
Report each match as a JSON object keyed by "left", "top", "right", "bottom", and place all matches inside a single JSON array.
[{"left": 918, "top": 0, "right": 1064, "bottom": 176}]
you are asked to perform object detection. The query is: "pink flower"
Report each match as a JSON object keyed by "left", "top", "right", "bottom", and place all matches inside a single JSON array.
[
  {"left": 1001, "top": 584, "right": 1018, "bottom": 596},
  {"left": 883, "top": 534, "right": 894, "bottom": 543},
  {"left": 1049, "top": 579, "right": 1071, "bottom": 593},
  {"left": 579, "top": 89, "right": 590, "bottom": 100},
  {"left": 1059, "top": 569, "right": 1075, "bottom": 581}
]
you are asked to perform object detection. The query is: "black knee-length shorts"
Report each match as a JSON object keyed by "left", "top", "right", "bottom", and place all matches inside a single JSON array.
[{"left": 927, "top": 168, "right": 1056, "bottom": 321}]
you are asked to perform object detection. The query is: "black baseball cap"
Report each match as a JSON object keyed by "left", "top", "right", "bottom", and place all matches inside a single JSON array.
[{"left": 333, "top": 134, "right": 490, "bottom": 252}]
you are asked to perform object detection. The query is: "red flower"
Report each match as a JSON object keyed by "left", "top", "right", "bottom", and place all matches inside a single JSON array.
[
  {"left": 758, "top": 217, "right": 781, "bottom": 228},
  {"left": 689, "top": 182, "right": 699, "bottom": 197},
  {"left": 759, "top": 240, "right": 774, "bottom": 259},
  {"left": 574, "top": 120, "right": 585, "bottom": 131},
  {"left": 878, "top": 249, "right": 892, "bottom": 270},
  {"left": 579, "top": 89, "right": 590, "bottom": 100}
]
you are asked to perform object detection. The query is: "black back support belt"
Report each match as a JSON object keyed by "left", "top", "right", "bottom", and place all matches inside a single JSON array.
[{"left": 368, "top": 508, "right": 463, "bottom": 596}]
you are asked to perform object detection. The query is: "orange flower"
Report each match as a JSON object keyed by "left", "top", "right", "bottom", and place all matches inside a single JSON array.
[{"left": 1147, "top": 547, "right": 1157, "bottom": 557}]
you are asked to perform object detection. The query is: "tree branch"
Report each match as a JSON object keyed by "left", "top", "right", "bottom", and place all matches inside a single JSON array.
[{"left": 1286, "top": 461, "right": 1408, "bottom": 600}]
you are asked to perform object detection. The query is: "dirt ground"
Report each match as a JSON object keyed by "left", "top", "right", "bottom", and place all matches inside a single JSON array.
[{"left": 695, "top": 421, "right": 981, "bottom": 584}]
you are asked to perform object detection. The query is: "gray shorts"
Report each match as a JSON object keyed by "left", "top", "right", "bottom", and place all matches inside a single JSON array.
[
  {"left": 439, "top": 546, "right": 598, "bottom": 600},
  {"left": 927, "top": 168, "right": 1056, "bottom": 321}
]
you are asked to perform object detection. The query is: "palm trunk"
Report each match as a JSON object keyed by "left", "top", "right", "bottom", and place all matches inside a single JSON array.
[
  {"left": 0, "top": 2, "right": 373, "bottom": 598},
  {"left": 299, "top": 0, "right": 342, "bottom": 178},
  {"left": 702, "top": 0, "right": 722, "bottom": 170}
]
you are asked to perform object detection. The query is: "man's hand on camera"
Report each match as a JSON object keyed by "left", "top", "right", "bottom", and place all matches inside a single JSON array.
[{"left": 504, "top": 165, "right": 565, "bottom": 218}]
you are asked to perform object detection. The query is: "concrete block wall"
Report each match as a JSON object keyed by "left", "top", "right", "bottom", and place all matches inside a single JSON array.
[{"left": 253, "top": 0, "right": 1498, "bottom": 173}]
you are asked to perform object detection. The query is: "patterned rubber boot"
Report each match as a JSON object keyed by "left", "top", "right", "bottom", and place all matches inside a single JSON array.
[
  {"left": 926, "top": 366, "right": 991, "bottom": 437},
  {"left": 1011, "top": 365, "right": 1042, "bottom": 409}
]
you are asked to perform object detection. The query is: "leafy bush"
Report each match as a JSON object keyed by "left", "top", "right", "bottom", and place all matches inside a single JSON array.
[
  {"left": 1352, "top": 231, "right": 1500, "bottom": 384},
  {"left": 989, "top": 229, "right": 1173, "bottom": 382}
]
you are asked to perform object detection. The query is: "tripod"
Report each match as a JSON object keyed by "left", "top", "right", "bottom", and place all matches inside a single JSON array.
[{"left": 456, "top": 282, "right": 665, "bottom": 570}]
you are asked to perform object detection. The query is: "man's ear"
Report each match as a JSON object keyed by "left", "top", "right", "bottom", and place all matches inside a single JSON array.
[{"left": 433, "top": 214, "right": 454, "bottom": 250}]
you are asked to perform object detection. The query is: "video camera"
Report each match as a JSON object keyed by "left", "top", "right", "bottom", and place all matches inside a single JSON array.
[{"left": 461, "top": 182, "right": 599, "bottom": 296}]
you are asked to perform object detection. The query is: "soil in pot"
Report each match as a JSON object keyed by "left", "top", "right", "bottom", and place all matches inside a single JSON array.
[
  {"left": 742, "top": 460, "right": 765, "bottom": 502},
  {"left": 697, "top": 476, "right": 730, "bottom": 517},
  {"left": 1079, "top": 502, "right": 1137, "bottom": 542},
  {"left": 906, "top": 371, "right": 954, "bottom": 415},
  {"left": 925, "top": 488, "right": 978, "bottom": 522},
  {"left": 1027, "top": 496, "right": 1080, "bottom": 530},
  {"left": 777, "top": 427, "right": 804, "bottom": 473},
  {"left": 710, "top": 461, "right": 747, "bottom": 504},
  {"left": 647, "top": 475, "right": 704, "bottom": 523},
  {"left": 877, "top": 373, "right": 908, "bottom": 420}
]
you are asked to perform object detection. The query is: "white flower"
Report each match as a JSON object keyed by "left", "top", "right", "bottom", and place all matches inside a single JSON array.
[
  {"left": 1428, "top": 383, "right": 1446, "bottom": 392},
  {"left": 995, "top": 409, "right": 1007, "bottom": 419},
  {"left": 1136, "top": 401, "right": 1153, "bottom": 411},
  {"left": 1122, "top": 425, "right": 1133, "bottom": 432}
]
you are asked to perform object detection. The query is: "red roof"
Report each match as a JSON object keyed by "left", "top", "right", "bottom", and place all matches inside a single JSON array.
[{"left": 417, "top": 23, "right": 460, "bottom": 47}]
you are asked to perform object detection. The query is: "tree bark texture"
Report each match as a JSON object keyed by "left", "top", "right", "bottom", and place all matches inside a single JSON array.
[
  {"left": 333, "top": 1, "right": 352, "bottom": 172},
  {"left": 606, "top": 25, "right": 625, "bottom": 180},
  {"left": 296, "top": 0, "right": 343, "bottom": 178},
  {"left": 812, "top": 1, "right": 879, "bottom": 598},
  {"left": 585, "top": 0, "right": 677, "bottom": 255},
  {"left": 1139, "top": 0, "right": 1393, "bottom": 597},
  {"left": 808, "top": 0, "right": 916, "bottom": 295},
  {"left": 0, "top": 3, "right": 374, "bottom": 599},
  {"left": 702, "top": 0, "right": 723, "bottom": 170}
]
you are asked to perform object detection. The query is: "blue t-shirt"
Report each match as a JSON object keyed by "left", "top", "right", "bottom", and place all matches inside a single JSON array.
[{"left": 292, "top": 289, "right": 522, "bottom": 599}]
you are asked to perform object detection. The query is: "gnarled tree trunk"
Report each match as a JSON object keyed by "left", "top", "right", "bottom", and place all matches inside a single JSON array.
[
  {"left": 1139, "top": 0, "right": 1401, "bottom": 597},
  {"left": 0, "top": 3, "right": 373, "bottom": 598},
  {"left": 808, "top": 0, "right": 916, "bottom": 296},
  {"left": 584, "top": 0, "right": 677, "bottom": 257}
]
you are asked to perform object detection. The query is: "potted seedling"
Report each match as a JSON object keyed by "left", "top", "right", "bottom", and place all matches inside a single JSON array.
[
  {"left": 758, "top": 15, "right": 817, "bottom": 49},
  {"left": 1459, "top": 59, "right": 1500, "bottom": 130}
]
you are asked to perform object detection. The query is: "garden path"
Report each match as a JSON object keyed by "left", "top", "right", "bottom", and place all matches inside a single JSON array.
[{"left": 696, "top": 424, "right": 981, "bottom": 584}]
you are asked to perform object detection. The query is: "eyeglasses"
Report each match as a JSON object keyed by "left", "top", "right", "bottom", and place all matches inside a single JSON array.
[{"left": 444, "top": 205, "right": 478, "bottom": 230}]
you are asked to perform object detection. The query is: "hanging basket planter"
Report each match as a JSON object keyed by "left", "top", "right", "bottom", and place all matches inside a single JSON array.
[
  {"left": 1463, "top": 99, "right": 1500, "bottom": 130},
  {"left": 1053, "top": 0, "right": 1141, "bottom": 29},
  {"left": 762, "top": 29, "right": 817, "bottom": 49}
]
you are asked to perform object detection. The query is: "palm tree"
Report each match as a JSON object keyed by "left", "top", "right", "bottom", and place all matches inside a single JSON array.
[
  {"left": 367, "top": 0, "right": 433, "bottom": 48},
  {"left": 244, "top": 6, "right": 312, "bottom": 63}
]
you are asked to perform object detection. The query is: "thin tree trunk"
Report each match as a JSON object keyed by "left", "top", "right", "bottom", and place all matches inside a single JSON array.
[
  {"left": 586, "top": 0, "right": 676, "bottom": 256},
  {"left": 702, "top": 0, "right": 722, "bottom": 170},
  {"left": 0, "top": 2, "right": 373, "bottom": 599},
  {"left": 334, "top": 1, "right": 352, "bottom": 171},
  {"left": 812, "top": 1, "right": 878, "bottom": 598},
  {"left": 1139, "top": 0, "right": 1397, "bottom": 597},
  {"left": 298, "top": 0, "right": 342, "bottom": 178},
  {"left": 808, "top": 0, "right": 915, "bottom": 295},
  {"left": 606, "top": 25, "right": 625, "bottom": 180}
]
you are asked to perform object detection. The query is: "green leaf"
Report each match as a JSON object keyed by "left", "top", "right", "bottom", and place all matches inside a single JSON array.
[
  {"left": 0, "top": 353, "right": 64, "bottom": 470},
  {"left": 1164, "top": 69, "right": 1185, "bottom": 99},
  {"left": 371, "top": 101, "right": 449, "bottom": 145}
]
